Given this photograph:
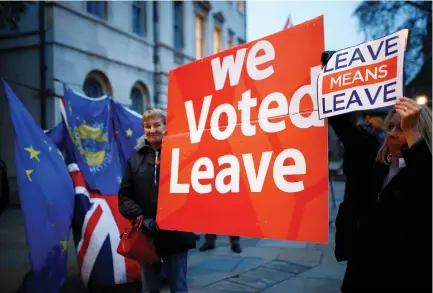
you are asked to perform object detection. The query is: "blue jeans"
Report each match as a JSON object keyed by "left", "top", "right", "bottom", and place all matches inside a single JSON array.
[{"left": 140, "top": 251, "right": 188, "bottom": 293}]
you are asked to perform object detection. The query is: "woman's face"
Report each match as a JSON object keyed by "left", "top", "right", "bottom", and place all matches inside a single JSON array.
[
  {"left": 143, "top": 117, "right": 165, "bottom": 146},
  {"left": 386, "top": 112, "right": 407, "bottom": 158}
]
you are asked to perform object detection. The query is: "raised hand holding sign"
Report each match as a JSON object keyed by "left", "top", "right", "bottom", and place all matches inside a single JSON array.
[{"left": 317, "top": 29, "right": 408, "bottom": 119}]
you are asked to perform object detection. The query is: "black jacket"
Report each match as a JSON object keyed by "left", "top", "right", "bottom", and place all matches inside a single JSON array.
[
  {"left": 341, "top": 139, "right": 432, "bottom": 292},
  {"left": 329, "top": 114, "right": 384, "bottom": 261},
  {"left": 118, "top": 140, "right": 196, "bottom": 256},
  {"left": 329, "top": 114, "right": 384, "bottom": 197}
]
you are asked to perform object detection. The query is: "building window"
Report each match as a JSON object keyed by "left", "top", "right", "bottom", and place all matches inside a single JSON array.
[
  {"left": 83, "top": 76, "right": 104, "bottom": 98},
  {"left": 129, "top": 82, "right": 149, "bottom": 113},
  {"left": 86, "top": 1, "right": 107, "bottom": 19},
  {"left": 132, "top": 1, "right": 146, "bottom": 36},
  {"left": 130, "top": 87, "right": 144, "bottom": 113},
  {"left": 195, "top": 14, "right": 205, "bottom": 59},
  {"left": 237, "top": 0, "right": 244, "bottom": 13},
  {"left": 83, "top": 71, "right": 112, "bottom": 98},
  {"left": 213, "top": 26, "right": 222, "bottom": 53},
  {"left": 227, "top": 30, "right": 234, "bottom": 48},
  {"left": 173, "top": 1, "right": 184, "bottom": 50}
]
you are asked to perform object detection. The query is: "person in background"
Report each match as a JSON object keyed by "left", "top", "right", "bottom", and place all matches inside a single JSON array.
[
  {"left": 118, "top": 108, "right": 196, "bottom": 293},
  {"left": 199, "top": 234, "right": 242, "bottom": 253},
  {"left": 341, "top": 98, "right": 432, "bottom": 292}
]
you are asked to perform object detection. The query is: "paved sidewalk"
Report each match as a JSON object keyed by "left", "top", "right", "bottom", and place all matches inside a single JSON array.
[{"left": 0, "top": 181, "right": 346, "bottom": 293}]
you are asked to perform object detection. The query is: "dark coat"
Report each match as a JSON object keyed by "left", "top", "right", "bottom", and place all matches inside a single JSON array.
[
  {"left": 329, "top": 114, "right": 384, "bottom": 261},
  {"left": 329, "top": 114, "right": 384, "bottom": 197},
  {"left": 341, "top": 139, "right": 432, "bottom": 292},
  {"left": 118, "top": 140, "right": 196, "bottom": 256}
]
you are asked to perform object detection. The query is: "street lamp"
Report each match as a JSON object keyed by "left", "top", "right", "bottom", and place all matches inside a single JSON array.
[{"left": 416, "top": 95, "right": 428, "bottom": 105}]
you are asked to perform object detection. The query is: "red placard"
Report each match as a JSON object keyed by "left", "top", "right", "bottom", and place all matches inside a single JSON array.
[{"left": 157, "top": 16, "right": 328, "bottom": 243}]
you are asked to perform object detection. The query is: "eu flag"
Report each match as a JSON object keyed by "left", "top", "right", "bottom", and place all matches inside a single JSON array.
[
  {"left": 111, "top": 100, "right": 144, "bottom": 164},
  {"left": 3, "top": 80, "right": 75, "bottom": 293}
]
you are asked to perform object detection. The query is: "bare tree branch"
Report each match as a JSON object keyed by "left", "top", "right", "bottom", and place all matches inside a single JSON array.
[
  {"left": 353, "top": 1, "right": 431, "bottom": 84},
  {"left": 404, "top": 1, "right": 432, "bottom": 13}
]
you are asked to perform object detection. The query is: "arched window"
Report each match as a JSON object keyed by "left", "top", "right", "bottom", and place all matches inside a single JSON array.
[
  {"left": 83, "top": 71, "right": 112, "bottom": 98},
  {"left": 129, "top": 82, "right": 150, "bottom": 114},
  {"left": 130, "top": 87, "right": 143, "bottom": 113},
  {"left": 83, "top": 76, "right": 103, "bottom": 98}
]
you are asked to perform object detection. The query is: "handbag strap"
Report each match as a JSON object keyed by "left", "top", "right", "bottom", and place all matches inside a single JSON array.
[
  {"left": 135, "top": 216, "right": 144, "bottom": 231},
  {"left": 119, "top": 216, "right": 144, "bottom": 238}
]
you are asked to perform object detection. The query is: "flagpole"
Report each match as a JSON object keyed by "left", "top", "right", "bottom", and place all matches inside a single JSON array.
[{"left": 283, "top": 14, "right": 292, "bottom": 30}]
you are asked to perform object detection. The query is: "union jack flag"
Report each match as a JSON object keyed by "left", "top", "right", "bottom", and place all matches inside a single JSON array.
[
  {"left": 68, "top": 163, "right": 141, "bottom": 288},
  {"left": 48, "top": 85, "right": 144, "bottom": 288}
]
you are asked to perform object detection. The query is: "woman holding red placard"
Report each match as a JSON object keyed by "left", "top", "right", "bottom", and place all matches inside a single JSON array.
[{"left": 118, "top": 108, "right": 196, "bottom": 293}]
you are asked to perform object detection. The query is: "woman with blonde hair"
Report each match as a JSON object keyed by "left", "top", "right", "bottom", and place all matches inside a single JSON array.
[
  {"left": 341, "top": 97, "right": 432, "bottom": 292},
  {"left": 118, "top": 108, "right": 196, "bottom": 293}
]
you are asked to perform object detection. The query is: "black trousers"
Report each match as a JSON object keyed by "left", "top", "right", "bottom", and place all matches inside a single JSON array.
[{"left": 205, "top": 234, "right": 239, "bottom": 244}]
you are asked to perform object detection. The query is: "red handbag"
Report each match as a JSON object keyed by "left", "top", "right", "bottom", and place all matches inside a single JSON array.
[{"left": 117, "top": 216, "right": 160, "bottom": 264}]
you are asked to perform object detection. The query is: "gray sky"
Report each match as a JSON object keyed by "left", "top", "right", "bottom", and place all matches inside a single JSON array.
[{"left": 247, "top": 0, "right": 365, "bottom": 51}]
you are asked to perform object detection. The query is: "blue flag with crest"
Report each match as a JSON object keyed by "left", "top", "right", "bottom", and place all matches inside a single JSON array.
[
  {"left": 62, "top": 84, "right": 123, "bottom": 194},
  {"left": 3, "top": 80, "right": 75, "bottom": 293}
]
